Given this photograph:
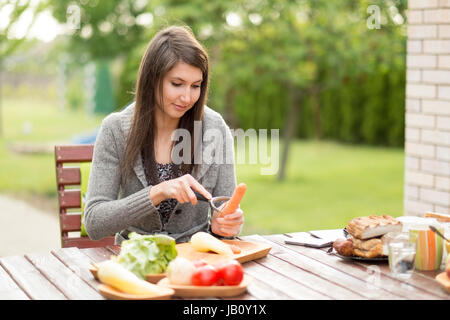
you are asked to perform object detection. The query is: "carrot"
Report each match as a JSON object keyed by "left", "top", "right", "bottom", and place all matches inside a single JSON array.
[
  {"left": 221, "top": 183, "right": 247, "bottom": 216},
  {"left": 229, "top": 244, "right": 242, "bottom": 254}
]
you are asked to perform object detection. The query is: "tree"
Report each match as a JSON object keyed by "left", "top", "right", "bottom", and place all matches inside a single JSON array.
[
  {"left": 220, "top": 0, "right": 407, "bottom": 180},
  {"left": 213, "top": 0, "right": 370, "bottom": 180},
  {"left": 49, "top": 0, "right": 151, "bottom": 59},
  {"left": 137, "top": 0, "right": 407, "bottom": 180},
  {"left": 49, "top": 0, "right": 152, "bottom": 112},
  {"left": 47, "top": 0, "right": 407, "bottom": 181}
]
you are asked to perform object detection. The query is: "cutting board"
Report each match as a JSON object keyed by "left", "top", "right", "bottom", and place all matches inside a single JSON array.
[
  {"left": 157, "top": 275, "right": 251, "bottom": 297},
  {"left": 176, "top": 239, "right": 272, "bottom": 265},
  {"left": 435, "top": 272, "right": 450, "bottom": 293}
]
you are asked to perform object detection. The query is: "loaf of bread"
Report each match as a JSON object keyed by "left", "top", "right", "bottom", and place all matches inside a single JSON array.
[
  {"left": 353, "top": 246, "right": 383, "bottom": 258},
  {"left": 346, "top": 215, "right": 402, "bottom": 240},
  {"left": 352, "top": 237, "right": 383, "bottom": 258},
  {"left": 352, "top": 237, "right": 383, "bottom": 251}
]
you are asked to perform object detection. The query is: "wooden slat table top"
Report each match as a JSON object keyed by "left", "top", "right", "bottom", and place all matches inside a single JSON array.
[{"left": 0, "top": 231, "right": 448, "bottom": 300}]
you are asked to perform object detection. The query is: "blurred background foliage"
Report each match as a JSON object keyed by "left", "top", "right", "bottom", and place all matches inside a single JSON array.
[
  {"left": 46, "top": 0, "right": 407, "bottom": 181},
  {"left": 2, "top": 0, "right": 407, "bottom": 145},
  {"left": 0, "top": 0, "right": 407, "bottom": 233},
  {"left": 46, "top": 0, "right": 407, "bottom": 145}
]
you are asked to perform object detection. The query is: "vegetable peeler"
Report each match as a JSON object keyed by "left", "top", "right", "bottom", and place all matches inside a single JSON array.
[{"left": 193, "top": 191, "right": 230, "bottom": 214}]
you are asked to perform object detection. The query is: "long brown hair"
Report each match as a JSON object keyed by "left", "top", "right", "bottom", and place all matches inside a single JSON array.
[{"left": 122, "top": 25, "right": 209, "bottom": 184}]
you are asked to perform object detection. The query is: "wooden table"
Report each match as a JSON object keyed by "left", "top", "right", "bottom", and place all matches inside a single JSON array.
[{"left": 0, "top": 231, "right": 448, "bottom": 300}]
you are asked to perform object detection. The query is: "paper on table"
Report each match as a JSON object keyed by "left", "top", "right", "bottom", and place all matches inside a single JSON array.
[
  {"left": 308, "top": 229, "right": 346, "bottom": 242},
  {"left": 284, "top": 233, "right": 333, "bottom": 248}
]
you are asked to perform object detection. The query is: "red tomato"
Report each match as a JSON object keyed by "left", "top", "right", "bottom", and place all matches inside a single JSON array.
[
  {"left": 191, "top": 265, "right": 220, "bottom": 286},
  {"left": 215, "top": 260, "right": 244, "bottom": 286}
]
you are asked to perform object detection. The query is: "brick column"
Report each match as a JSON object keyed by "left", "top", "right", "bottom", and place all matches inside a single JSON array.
[{"left": 404, "top": 0, "right": 450, "bottom": 215}]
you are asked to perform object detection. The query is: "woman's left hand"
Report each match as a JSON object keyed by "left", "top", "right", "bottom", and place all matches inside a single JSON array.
[{"left": 210, "top": 205, "right": 244, "bottom": 237}]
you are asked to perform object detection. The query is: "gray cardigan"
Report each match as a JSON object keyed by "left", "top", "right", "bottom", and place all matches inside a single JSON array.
[{"left": 84, "top": 103, "right": 237, "bottom": 244}]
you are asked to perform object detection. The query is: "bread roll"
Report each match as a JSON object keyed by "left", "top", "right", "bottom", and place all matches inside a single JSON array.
[{"left": 333, "top": 238, "right": 354, "bottom": 256}]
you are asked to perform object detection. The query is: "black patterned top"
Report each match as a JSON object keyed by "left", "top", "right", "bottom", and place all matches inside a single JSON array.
[{"left": 142, "top": 153, "right": 182, "bottom": 228}]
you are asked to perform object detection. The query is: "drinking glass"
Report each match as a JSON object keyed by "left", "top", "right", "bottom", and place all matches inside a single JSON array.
[{"left": 388, "top": 233, "right": 416, "bottom": 279}]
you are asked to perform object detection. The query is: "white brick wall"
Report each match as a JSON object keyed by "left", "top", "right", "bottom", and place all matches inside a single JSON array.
[
  {"left": 422, "top": 70, "right": 450, "bottom": 83},
  {"left": 407, "top": 54, "right": 437, "bottom": 68},
  {"left": 406, "top": 142, "right": 435, "bottom": 157},
  {"left": 408, "top": 0, "right": 438, "bottom": 9},
  {"left": 437, "top": 115, "right": 450, "bottom": 129},
  {"left": 405, "top": 156, "right": 420, "bottom": 170},
  {"left": 439, "top": 85, "right": 450, "bottom": 98},
  {"left": 423, "top": 9, "right": 450, "bottom": 23},
  {"left": 408, "top": 40, "right": 423, "bottom": 53},
  {"left": 408, "top": 25, "right": 438, "bottom": 38},
  {"left": 406, "top": 83, "right": 436, "bottom": 98},
  {"left": 405, "top": 170, "right": 435, "bottom": 187},
  {"left": 437, "top": 146, "right": 450, "bottom": 160},
  {"left": 422, "top": 99, "right": 450, "bottom": 114},
  {"left": 423, "top": 39, "right": 450, "bottom": 53},
  {"left": 404, "top": 0, "right": 450, "bottom": 216},
  {"left": 436, "top": 176, "right": 450, "bottom": 190},
  {"left": 421, "top": 129, "right": 450, "bottom": 145},
  {"left": 439, "top": 25, "right": 450, "bottom": 37},
  {"left": 438, "top": 55, "right": 450, "bottom": 67},
  {"left": 406, "top": 113, "right": 435, "bottom": 128}
]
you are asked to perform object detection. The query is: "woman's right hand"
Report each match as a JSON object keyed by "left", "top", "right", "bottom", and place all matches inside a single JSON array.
[{"left": 149, "top": 174, "right": 212, "bottom": 206}]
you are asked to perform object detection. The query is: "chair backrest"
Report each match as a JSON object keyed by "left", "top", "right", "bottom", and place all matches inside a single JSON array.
[{"left": 55, "top": 145, "right": 115, "bottom": 248}]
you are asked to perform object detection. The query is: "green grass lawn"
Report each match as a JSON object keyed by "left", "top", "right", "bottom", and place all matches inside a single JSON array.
[
  {"left": 236, "top": 141, "right": 404, "bottom": 235},
  {"left": 0, "top": 97, "right": 405, "bottom": 235},
  {"left": 0, "top": 97, "right": 104, "bottom": 198}
]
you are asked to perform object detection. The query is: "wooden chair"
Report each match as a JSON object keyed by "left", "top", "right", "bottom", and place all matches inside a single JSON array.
[{"left": 55, "top": 145, "right": 115, "bottom": 248}]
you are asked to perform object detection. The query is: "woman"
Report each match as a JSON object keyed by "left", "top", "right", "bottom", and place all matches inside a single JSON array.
[{"left": 84, "top": 26, "right": 243, "bottom": 244}]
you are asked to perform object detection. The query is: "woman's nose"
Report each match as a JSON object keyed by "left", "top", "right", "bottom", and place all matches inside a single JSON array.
[{"left": 180, "top": 87, "right": 191, "bottom": 105}]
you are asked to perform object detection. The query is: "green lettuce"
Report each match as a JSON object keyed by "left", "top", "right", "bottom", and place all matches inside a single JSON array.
[{"left": 115, "top": 232, "right": 177, "bottom": 279}]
